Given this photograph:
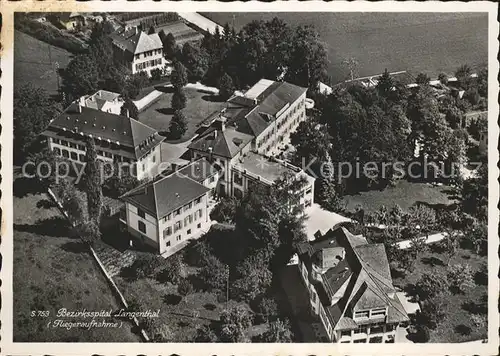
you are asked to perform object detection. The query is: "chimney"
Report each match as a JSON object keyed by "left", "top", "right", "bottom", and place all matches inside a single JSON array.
[
  {"left": 135, "top": 26, "right": 139, "bottom": 35},
  {"left": 79, "top": 95, "right": 86, "bottom": 107},
  {"left": 125, "top": 109, "right": 130, "bottom": 118},
  {"left": 77, "top": 104, "right": 82, "bottom": 113},
  {"left": 208, "top": 146, "right": 213, "bottom": 161}
]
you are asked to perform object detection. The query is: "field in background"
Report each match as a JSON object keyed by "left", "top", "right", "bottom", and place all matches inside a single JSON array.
[
  {"left": 14, "top": 30, "right": 72, "bottom": 96},
  {"left": 202, "top": 12, "right": 488, "bottom": 82}
]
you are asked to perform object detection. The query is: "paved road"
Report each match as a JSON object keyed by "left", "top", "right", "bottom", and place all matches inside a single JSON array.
[{"left": 396, "top": 232, "right": 448, "bottom": 250}]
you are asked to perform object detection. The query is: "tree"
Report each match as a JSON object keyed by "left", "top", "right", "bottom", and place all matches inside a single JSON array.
[
  {"left": 219, "top": 306, "right": 252, "bottom": 342},
  {"left": 463, "top": 219, "right": 487, "bottom": 255},
  {"left": 150, "top": 68, "right": 162, "bottom": 81},
  {"left": 444, "top": 106, "right": 464, "bottom": 129},
  {"left": 455, "top": 64, "right": 472, "bottom": 89},
  {"left": 74, "top": 219, "right": 101, "bottom": 246},
  {"left": 181, "top": 42, "right": 209, "bottom": 81},
  {"left": 210, "top": 197, "right": 239, "bottom": 223},
  {"left": 177, "top": 279, "right": 194, "bottom": 296},
  {"left": 25, "top": 148, "right": 60, "bottom": 189},
  {"left": 148, "top": 25, "right": 155, "bottom": 35},
  {"left": 14, "top": 84, "right": 61, "bottom": 160},
  {"left": 102, "top": 174, "right": 140, "bottom": 199},
  {"left": 415, "top": 73, "right": 431, "bottom": 86},
  {"left": 198, "top": 254, "right": 229, "bottom": 292},
  {"left": 447, "top": 263, "right": 475, "bottom": 293},
  {"left": 88, "top": 22, "right": 115, "bottom": 80},
  {"left": 171, "top": 88, "right": 187, "bottom": 111},
  {"left": 417, "top": 296, "right": 447, "bottom": 329},
  {"left": 476, "top": 66, "right": 488, "bottom": 97},
  {"left": 159, "top": 30, "right": 177, "bottom": 59},
  {"left": 127, "top": 253, "right": 165, "bottom": 279},
  {"left": 343, "top": 57, "right": 359, "bottom": 81},
  {"left": 54, "top": 178, "right": 85, "bottom": 225},
  {"left": 316, "top": 178, "right": 345, "bottom": 213},
  {"left": 195, "top": 325, "right": 218, "bottom": 342},
  {"left": 61, "top": 54, "right": 99, "bottom": 100},
  {"left": 438, "top": 73, "right": 448, "bottom": 85},
  {"left": 83, "top": 137, "right": 103, "bottom": 223},
  {"left": 464, "top": 87, "right": 480, "bottom": 106},
  {"left": 231, "top": 251, "right": 273, "bottom": 302},
  {"left": 168, "top": 110, "right": 188, "bottom": 140},
  {"left": 376, "top": 69, "right": 394, "bottom": 97},
  {"left": 123, "top": 72, "right": 149, "bottom": 99},
  {"left": 290, "top": 119, "right": 331, "bottom": 167},
  {"left": 261, "top": 319, "right": 293, "bottom": 342},
  {"left": 171, "top": 61, "right": 188, "bottom": 90},
  {"left": 157, "top": 253, "right": 185, "bottom": 285},
  {"left": 415, "top": 272, "right": 449, "bottom": 301},
  {"left": 413, "top": 325, "right": 430, "bottom": 343},
  {"left": 218, "top": 73, "right": 235, "bottom": 100},
  {"left": 441, "top": 230, "right": 460, "bottom": 266},
  {"left": 149, "top": 323, "right": 174, "bottom": 342},
  {"left": 255, "top": 297, "right": 278, "bottom": 324},
  {"left": 461, "top": 159, "right": 487, "bottom": 221},
  {"left": 120, "top": 98, "right": 139, "bottom": 119}
]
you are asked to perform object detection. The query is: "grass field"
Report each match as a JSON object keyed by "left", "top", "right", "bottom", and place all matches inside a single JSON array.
[
  {"left": 343, "top": 180, "right": 457, "bottom": 214},
  {"left": 14, "top": 30, "right": 72, "bottom": 96},
  {"left": 202, "top": 12, "right": 488, "bottom": 82},
  {"left": 138, "top": 88, "right": 227, "bottom": 143},
  {"left": 13, "top": 177, "right": 139, "bottom": 342},
  {"left": 393, "top": 246, "right": 488, "bottom": 343}
]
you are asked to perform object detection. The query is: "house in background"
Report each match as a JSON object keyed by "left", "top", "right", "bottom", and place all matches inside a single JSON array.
[
  {"left": 78, "top": 90, "right": 125, "bottom": 115},
  {"left": 55, "top": 12, "right": 85, "bottom": 30},
  {"left": 109, "top": 27, "right": 167, "bottom": 76},
  {"left": 120, "top": 158, "right": 218, "bottom": 257},
  {"left": 43, "top": 99, "right": 164, "bottom": 180},
  {"left": 296, "top": 227, "right": 409, "bottom": 343}
]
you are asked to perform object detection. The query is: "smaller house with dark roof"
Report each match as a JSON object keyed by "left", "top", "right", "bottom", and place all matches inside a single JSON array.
[
  {"left": 109, "top": 26, "right": 167, "bottom": 76},
  {"left": 296, "top": 227, "right": 409, "bottom": 343},
  {"left": 43, "top": 98, "right": 164, "bottom": 180},
  {"left": 120, "top": 158, "right": 217, "bottom": 256}
]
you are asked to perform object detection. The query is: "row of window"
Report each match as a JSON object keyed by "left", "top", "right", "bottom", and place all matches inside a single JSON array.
[
  {"left": 257, "top": 111, "right": 305, "bottom": 150},
  {"left": 135, "top": 58, "right": 162, "bottom": 71},
  {"left": 163, "top": 209, "right": 204, "bottom": 237},
  {"left": 134, "top": 49, "right": 162, "bottom": 60},
  {"left": 161, "top": 196, "right": 203, "bottom": 222},
  {"left": 52, "top": 138, "right": 133, "bottom": 163},
  {"left": 165, "top": 222, "right": 203, "bottom": 247}
]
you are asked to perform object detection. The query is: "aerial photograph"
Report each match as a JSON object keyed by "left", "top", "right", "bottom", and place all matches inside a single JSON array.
[{"left": 13, "top": 11, "right": 488, "bottom": 344}]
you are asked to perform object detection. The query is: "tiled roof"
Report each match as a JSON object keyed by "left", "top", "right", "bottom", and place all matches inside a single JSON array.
[
  {"left": 188, "top": 127, "right": 253, "bottom": 159},
  {"left": 177, "top": 158, "right": 218, "bottom": 183},
  {"left": 43, "top": 104, "right": 164, "bottom": 160},
  {"left": 297, "top": 227, "right": 409, "bottom": 331},
  {"left": 121, "top": 173, "right": 210, "bottom": 219},
  {"left": 110, "top": 28, "right": 162, "bottom": 55}
]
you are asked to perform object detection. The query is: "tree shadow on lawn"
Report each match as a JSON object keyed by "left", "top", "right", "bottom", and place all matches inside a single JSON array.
[
  {"left": 14, "top": 216, "right": 72, "bottom": 238},
  {"left": 201, "top": 94, "right": 225, "bottom": 103},
  {"left": 13, "top": 177, "right": 45, "bottom": 198},
  {"left": 36, "top": 199, "right": 58, "bottom": 210},
  {"left": 421, "top": 256, "right": 445, "bottom": 267},
  {"left": 454, "top": 324, "right": 472, "bottom": 336},
  {"left": 474, "top": 270, "right": 488, "bottom": 286},
  {"left": 156, "top": 85, "right": 174, "bottom": 93},
  {"left": 187, "top": 274, "right": 208, "bottom": 292},
  {"left": 415, "top": 200, "right": 451, "bottom": 211},
  {"left": 462, "top": 300, "right": 487, "bottom": 315},
  {"left": 60, "top": 241, "right": 89, "bottom": 254},
  {"left": 402, "top": 283, "right": 419, "bottom": 302},
  {"left": 156, "top": 107, "right": 175, "bottom": 116}
]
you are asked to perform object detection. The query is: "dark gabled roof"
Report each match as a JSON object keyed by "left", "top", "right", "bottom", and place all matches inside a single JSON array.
[
  {"left": 177, "top": 158, "right": 218, "bottom": 183},
  {"left": 121, "top": 173, "right": 210, "bottom": 219},
  {"left": 44, "top": 104, "right": 164, "bottom": 160},
  {"left": 187, "top": 127, "right": 253, "bottom": 159},
  {"left": 110, "top": 28, "right": 162, "bottom": 55}
]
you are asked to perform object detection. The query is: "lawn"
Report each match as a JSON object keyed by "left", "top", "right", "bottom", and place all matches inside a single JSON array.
[
  {"left": 13, "top": 177, "right": 140, "bottom": 342},
  {"left": 14, "top": 30, "right": 73, "bottom": 96},
  {"left": 343, "top": 180, "right": 458, "bottom": 214},
  {"left": 138, "top": 88, "right": 227, "bottom": 143},
  {"left": 392, "top": 245, "right": 488, "bottom": 343},
  {"left": 202, "top": 12, "right": 488, "bottom": 82}
]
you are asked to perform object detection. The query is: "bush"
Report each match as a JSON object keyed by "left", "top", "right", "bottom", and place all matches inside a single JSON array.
[
  {"left": 150, "top": 68, "right": 163, "bottom": 81},
  {"left": 415, "top": 272, "right": 449, "bottom": 301},
  {"left": 209, "top": 197, "right": 239, "bottom": 223},
  {"left": 447, "top": 264, "right": 475, "bottom": 293},
  {"left": 128, "top": 253, "right": 165, "bottom": 279},
  {"left": 413, "top": 325, "right": 430, "bottom": 343},
  {"left": 438, "top": 73, "right": 448, "bottom": 85},
  {"left": 254, "top": 297, "right": 278, "bottom": 324},
  {"left": 177, "top": 279, "right": 194, "bottom": 296},
  {"left": 156, "top": 253, "right": 185, "bottom": 284}
]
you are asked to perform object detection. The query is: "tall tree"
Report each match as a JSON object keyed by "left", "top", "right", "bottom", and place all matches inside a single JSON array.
[
  {"left": 171, "top": 61, "right": 188, "bottom": 90},
  {"left": 415, "top": 272, "right": 449, "bottom": 301},
  {"left": 219, "top": 306, "right": 252, "bottom": 342},
  {"left": 181, "top": 42, "right": 209, "bottom": 81},
  {"left": 83, "top": 137, "right": 103, "bottom": 223},
  {"left": 455, "top": 64, "right": 472, "bottom": 89},
  {"left": 61, "top": 54, "right": 99, "bottom": 101},
  {"left": 14, "top": 84, "right": 61, "bottom": 160},
  {"left": 343, "top": 57, "right": 359, "bottom": 81},
  {"left": 261, "top": 319, "right": 293, "bottom": 342},
  {"left": 218, "top": 73, "right": 235, "bottom": 100},
  {"left": 447, "top": 263, "right": 475, "bottom": 293},
  {"left": 168, "top": 110, "right": 188, "bottom": 140},
  {"left": 120, "top": 98, "right": 139, "bottom": 119},
  {"left": 171, "top": 88, "right": 187, "bottom": 111},
  {"left": 159, "top": 31, "right": 177, "bottom": 59},
  {"left": 376, "top": 69, "right": 394, "bottom": 97},
  {"left": 461, "top": 159, "right": 488, "bottom": 221},
  {"left": 231, "top": 250, "right": 273, "bottom": 302},
  {"left": 415, "top": 73, "right": 431, "bottom": 86}
]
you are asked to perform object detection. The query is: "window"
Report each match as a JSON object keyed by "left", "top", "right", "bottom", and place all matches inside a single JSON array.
[
  {"left": 152, "top": 155, "right": 156, "bottom": 163},
  {"left": 194, "top": 197, "right": 202, "bottom": 205},
  {"left": 163, "top": 226, "right": 172, "bottom": 237},
  {"left": 53, "top": 138, "right": 60, "bottom": 144},
  {"left": 69, "top": 142, "right": 77, "bottom": 149},
  {"left": 163, "top": 214, "right": 171, "bottom": 222},
  {"left": 184, "top": 202, "right": 192, "bottom": 211},
  {"left": 370, "top": 325, "right": 384, "bottom": 334},
  {"left": 62, "top": 149, "right": 69, "bottom": 158},
  {"left": 305, "top": 200, "right": 312, "bottom": 208},
  {"left": 187, "top": 229, "right": 191, "bottom": 235},
  {"left": 233, "top": 173, "right": 243, "bottom": 186},
  {"left": 137, "top": 208, "right": 146, "bottom": 219},
  {"left": 341, "top": 330, "right": 351, "bottom": 337},
  {"left": 369, "top": 336, "right": 383, "bottom": 343},
  {"left": 209, "top": 176, "right": 215, "bottom": 183},
  {"left": 79, "top": 154, "right": 85, "bottom": 162},
  {"left": 305, "top": 187, "right": 312, "bottom": 195},
  {"left": 166, "top": 241, "right": 171, "bottom": 247},
  {"left": 176, "top": 235, "right": 181, "bottom": 241},
  {"left": 354, "top": 326, "right": 368, "bottom": 334},
  {"left": 53, "top": 147, "right": 61, "bottom": 155},
  {"left": 355, "top": 310, "right": 369, "bottom": 319},
  {"left": 70, "top": 152, "right": 78, "bottom": 160},
  {"left": 174, "top": 208, "right": 181, "bottom": 216},
  {"left": 311, "top": 292, "right": 316, "bottom": 303},
  {"left": 61, "top": 140, "right": 69, "bottom": 147},
  {"left": 197, "top": 223, "right": 201, "bottom": 229},
  {"left": 184, "top": 215, "right": 192, "bottom": 227},
  {"left": 371, "top": 308, "right": 386, "bottom": 317},
  {"left": 197, "top": 209, "right": 203, "bottom": 219},
  {"left": 138, "top": 221, "right": 146, "bottom": 234},
  {"left": 353, "top": 339, "right": 366, "bottom": 343}
]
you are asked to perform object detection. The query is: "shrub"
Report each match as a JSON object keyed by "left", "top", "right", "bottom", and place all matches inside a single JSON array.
[
  {"left": 438, "top": 73, "right": 448, "bottom": 85},
  {"left": 128, "top": 253, "right": 165, "bottom": 279},
  {"left": 254, "top": 297, "right": 278, "bottom": 324},
  {"left": 177, "top": 278, "right": 194, "bottom": 296},
  {"left": 447, "top": 264, "right": 475, "bottom": 293},
  {"left": 413, "top": 325, "right": 430, "bottom": 343},
  {"left": 209, "top": 197, "right": 239, "bottom": 223},
  {"left": 415, "top": 272, "right": 449, "bottom": 301}
]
